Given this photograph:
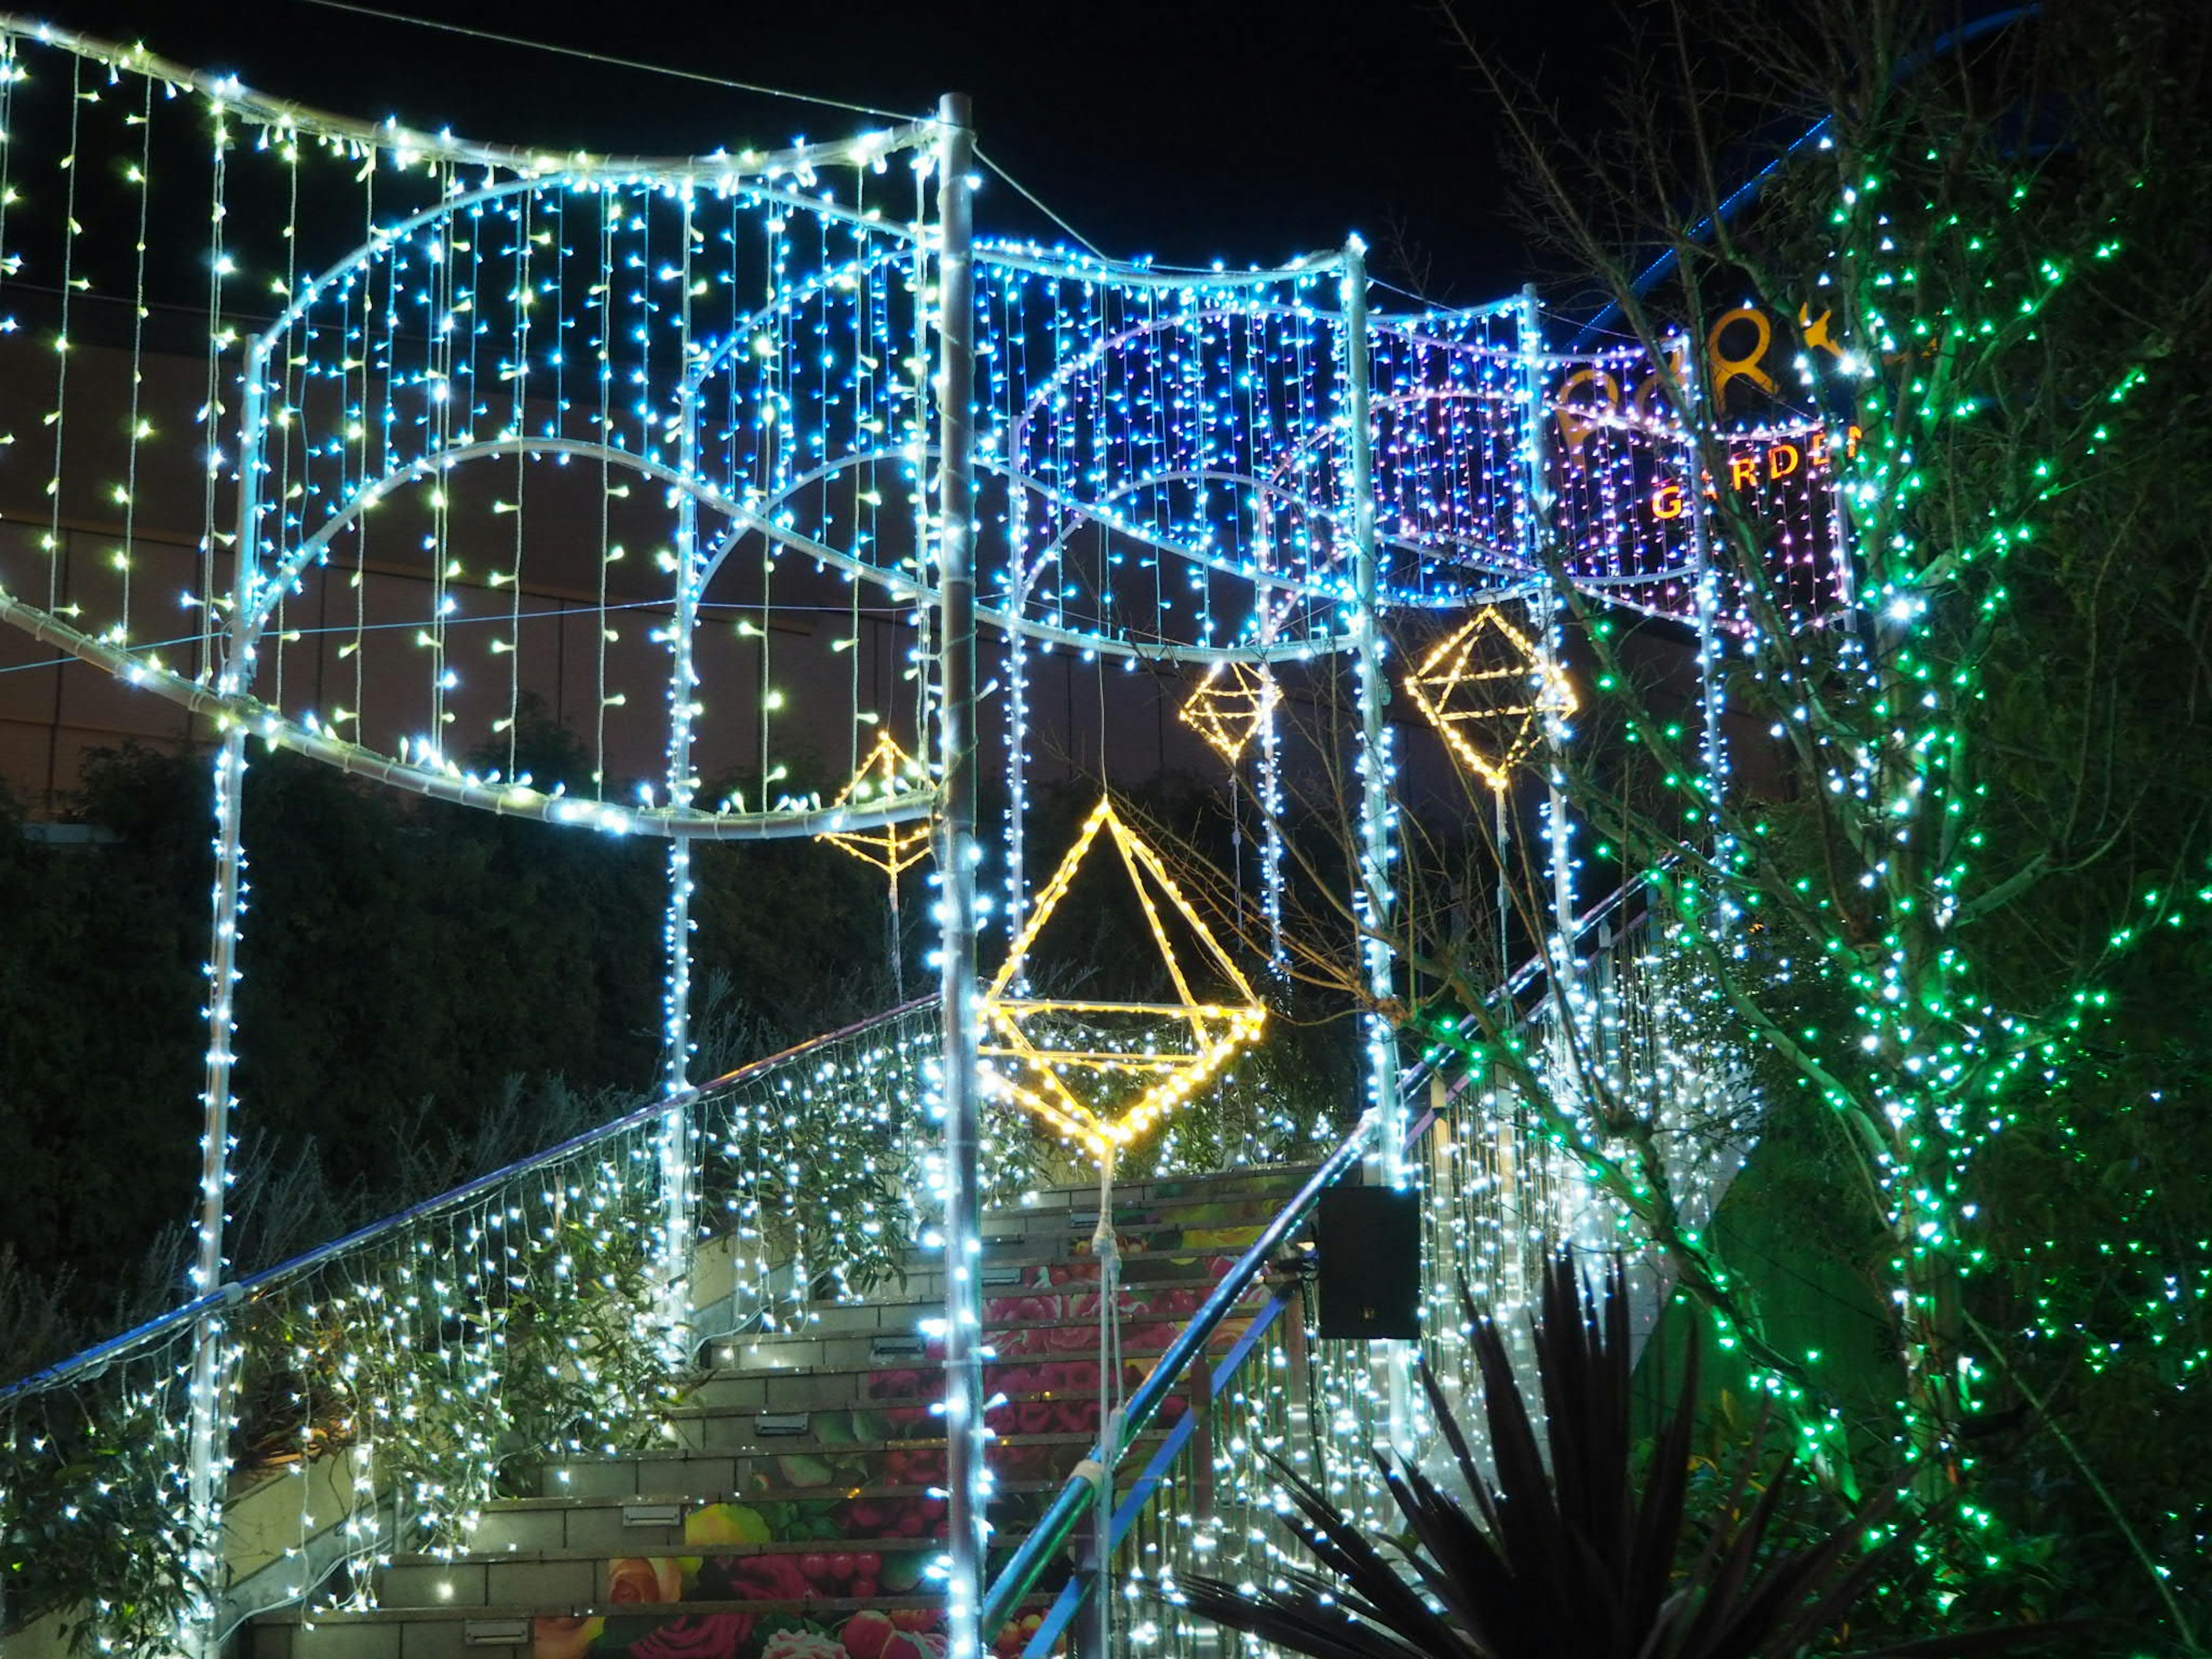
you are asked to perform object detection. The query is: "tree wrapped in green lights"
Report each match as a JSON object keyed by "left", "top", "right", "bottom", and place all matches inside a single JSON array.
[
  {"left": 1151, "top": 0, "right": 2212, "bottom": 1643},
  {"left": 1474, "top": 0, "right": 2212, "bottom": 1631}
]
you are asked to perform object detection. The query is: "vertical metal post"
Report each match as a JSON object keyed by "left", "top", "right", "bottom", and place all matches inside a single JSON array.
[
  {"left": 658, "top": 365, "right": 703, "bottom": 1354},
  {"left": 656, "top": 194, "right": 707, "bottom": 1357},
  {"left": 931, "top": 92, "right": 988, "bottom": 1659},
  {"left": 1003, "top": 618, "right": 1028, "bottom": 976},
  {"left": 910, "top": 179, "right": 937, "bottom": 770},
  {"left": 1341, "top": 238, "right": 1411, "bottom": 1452},
  {"left": 184, "top": 337, "right": 268, "bottom": 1659},
  {"left": 1518, "top": 287, "right": 1576, "bottom": 948},
  {"left": 1680, "top": 346, "right": 1731, "bottom": 873},
  {"left": 1256, "top": 603, "right": 1286, "bottom": 976}
]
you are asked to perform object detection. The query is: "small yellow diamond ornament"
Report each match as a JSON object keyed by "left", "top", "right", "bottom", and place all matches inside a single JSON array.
[
  {"left": 1177, "top": 661, "right": 1280, "bottom": 765},
  {"left": 815, "top": 733, "right": 935, "bottom": 876},
  {"left": 1403, "top": 606, "right": 1577, "bottom": 792},
  {"left": 981, "top": 797, "right": 1265, "bottom": 1160}
]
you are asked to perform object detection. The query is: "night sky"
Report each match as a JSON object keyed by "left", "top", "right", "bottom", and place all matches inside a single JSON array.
[{"left": 25, "top": 0, "right": 1594, "bottom": 304}]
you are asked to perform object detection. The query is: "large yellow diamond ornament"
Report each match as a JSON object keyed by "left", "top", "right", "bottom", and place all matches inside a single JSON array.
[
  {"left": 1177, "top": 661, "right": 1279, "bottom": 765},
  {"left": 1403, "top": 606, "right": 1577, "bottom": 793},
  {"left": 815, "top": 733, "right": 935, "bottom": 876},
  {"left": 981, "top": 797, "right": 1265, "bottom": 1160}
]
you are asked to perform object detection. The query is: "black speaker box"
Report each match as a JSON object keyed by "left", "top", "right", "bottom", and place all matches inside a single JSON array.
[{"left": 1315, "top": 1185, "right": 1421, "bottom": 1339}]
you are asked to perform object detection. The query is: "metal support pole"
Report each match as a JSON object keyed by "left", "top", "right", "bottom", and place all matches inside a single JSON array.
[
  {"left": 184, "top": 339, "right": 270, "bottom": 1659},
  {"left": 931, "top": 92, "right": 988, "bottom": 1659},
  {"left": 1341, "top": 237, "right": 1411, "bottom": 1453},
  {"left": 1519, "top": 287, "right": 1576, "bottom": 949},
  {"left": 658, "top": 372, "right": 703, "bottom": 1355},
  {"left": 1004, "top": 622, "right": 1028, "bottom": 979},
  {"left": 1257, "top": 601, "right": 1287, "bottom": 976},
  {"left": 1680, "top": 347, "right": 1732, "bottom": 884}
]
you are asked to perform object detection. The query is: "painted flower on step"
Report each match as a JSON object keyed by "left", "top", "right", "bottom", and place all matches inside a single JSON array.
[
  {"left": 1040, "top": 1359, "right": 1100, "bottom": 1393},
  {"left": 881, "top": 1628, "right": 948, "bottom": 1659},
  {"left": 533, "top": 1615, "right": 606, "bottom": 1659},
  {"left": 762, "top": 1628, "right": 845, "bottom": 1659},
  {"left": 729, "top": 1551, "right": 814, "bottom": 1602},
  {"left": 608, "top": 1556, "right": 686, "bottom": 1604},
  {"left": 628, "top": 1612, "right": 755, "bottom": 1659},
  {"left": 840, "top": 1610, "right": 898, "bottom": 1659},
  {"left": 685, "top": 1502, "right": 773, "bottom": 1546}
]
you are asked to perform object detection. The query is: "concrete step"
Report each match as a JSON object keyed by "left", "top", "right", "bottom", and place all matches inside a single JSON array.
[
  {"left": 980, "top": 1187, "right": 1297, "bottom": 1239},
  {"left": 766, "top": 1273, "right": 1229, "bottom": 1337},
  {"left": 679, "top": 1336, "right": 1236, "bottom": 1413},
  {"left": 249, "top": 1590, "right": 1060, "bottom": 1659},
  {"left": 372, "top": 1536, "right": 1037, "bottom": 1612},
  {"left": 537, "top": 1425, "right": 1105, "bottom": 1503},
  {"left": 657, "top": 1384, "right": 1177, "bottom": 1449},
  {"left": 660, "top": 1390, "right": 1166, "bottom": 1453},
  {"left": 628, "top": 1421, "right": 1139, "bottom": 1478},
  {"left": 1020, "top": 1164, "right": 1317, "bottom": 1210},
  {"left": 704, "top": 1301, "right": 1264, "bottom": 1382},
  {"left": 462, "top": 1490, "right": 1078, "bottom": 1557}
]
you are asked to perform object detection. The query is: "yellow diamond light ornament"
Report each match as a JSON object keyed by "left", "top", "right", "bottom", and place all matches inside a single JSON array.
[
  {"left": 815, "top": 732, "right": 935, "bottom": 876},
  {"left": 1177, "top": 660, "right": 1280, "bottom": 765},
  {"left": 1403, "top": 605, "right": 1578, "bottom": 793},
  {"left": 980, "top": 797, "right": 1266, "bottom": 1161}
]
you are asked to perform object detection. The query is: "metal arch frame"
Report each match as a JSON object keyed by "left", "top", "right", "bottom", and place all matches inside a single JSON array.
[
  {"left": 0, "top": 586, "right": 927, "bottom": 842},
  {"left": 978, "top": 243, "right": 1344, "bottom": 289},
  {"left": 0, "top": 14, "right": 940, "bottom": 183},
  {"left": 676, "top": 240, "right": 923, "bottom": 410},
  {"left": 157, "top": 103, "right": 954, "bottom": 1659},
  {"left": 688, "top": 448, "right": 1368, "bottom": 658},
  {"left": 1251, "top": 382, "right": 1535, "bottom": 583},
  {"left": 241, "top": 171, "right": 920, "bottom": 406},
  {"left": 0, "top": 32, "right": 1850, "bottom": 1657},
  {"left": 1001, "top": 299, "right": 1331, "bottom": 443}
]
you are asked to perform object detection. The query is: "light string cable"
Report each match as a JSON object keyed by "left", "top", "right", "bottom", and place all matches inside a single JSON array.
[
  {"left": 1090, "top": 1141, "right": 1124, "bottom": 1659},
  {"left": 116, "top": 71, "right": 154, "bottom": 649},
  {"left": 44, "top": 55, "right": 81, "bottom": 618},
  {"left": 290, "top": 0, "right": 919, "bottom": 125}
]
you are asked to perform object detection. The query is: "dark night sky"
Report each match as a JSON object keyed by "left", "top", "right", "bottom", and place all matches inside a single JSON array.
[{"left": 25, "top": 0, "right": 1601, "bottom": 304}]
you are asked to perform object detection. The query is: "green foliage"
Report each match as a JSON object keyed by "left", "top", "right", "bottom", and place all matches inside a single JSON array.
[
  {"left": 1176, "top": 1257, "right": 2040, "bottom": 1658},
  {"left": 0, "top": 710, "right": 914, "bottom": 1368},
  {"left": 0, "top": 1373, "right": 200, "bottom": 1658}
]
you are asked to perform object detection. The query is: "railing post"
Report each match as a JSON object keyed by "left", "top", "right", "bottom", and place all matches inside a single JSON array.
[
  {"left": 1518, "top": 286, "right": 1576, "bottom": 947},
  {"left": 659, "top": 376, "right": 703, "bottom": 1358},
  {"left": 1340, "top": 237, "right": 1411, "bottom": 1454},
  {"left": 930, "top": 90, "right": 988, "bottom": 1659},
  {"left": 184, "top": 335, "right": 268, "bottom": 1659},
  {"left": 659, "top": 202, "right": 705, "bottom": 1357},
  {"left": 1679, "top": 344, "right": 1733, "bottom": 881}
]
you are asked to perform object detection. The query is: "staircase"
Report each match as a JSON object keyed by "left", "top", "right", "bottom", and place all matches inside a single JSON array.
[{"left": 244, "top": 1163, "right": 1317, "bottom": 1659}]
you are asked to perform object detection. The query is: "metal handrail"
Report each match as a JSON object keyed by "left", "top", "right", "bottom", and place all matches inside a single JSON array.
[
  {"left": 0, "top": 997, "right": 938, "bottom": 1405},
  {"left": 979, "top": 874, "right": 1654, "bottom": 1644},
  {"left": 977, "top": 1111, "right": 1381, "bottom": 1638}
]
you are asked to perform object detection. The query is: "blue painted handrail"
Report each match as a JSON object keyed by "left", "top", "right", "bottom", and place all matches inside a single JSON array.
[
  {"left": 982, "top": 876, "right": 1658, "bottom": 1648},
  {"left": 0, "top": 998, "right": 938, "bottom": 1405},
  {"left": 977, "top": 1112, "right": 1380, "bottom": 1639},
  {"left": 1574, "top": 6, "right": 2039, "bottom": 347}
]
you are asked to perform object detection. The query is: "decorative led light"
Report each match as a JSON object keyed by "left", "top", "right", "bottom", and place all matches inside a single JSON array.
[
  {"left": 979, "top": 797, "right": 1266, "bottom": 1158},
  {"left": 817, "top": 732, "right": 938, "bottom": 876},
  {"left": 1176, "top": 661, "right": 1281, "bottom": 765},
  {"left": 6, "top": 14, "right": 2202, "bottom": 1654},
  {"left": 1403, "top": 605, "right": 1578, "bottom": 793}
]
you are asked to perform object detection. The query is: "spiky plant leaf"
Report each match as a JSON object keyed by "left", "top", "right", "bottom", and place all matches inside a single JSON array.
[{"left": 1171, "top": 1253, "right": 2051, "bottom": 1659}]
